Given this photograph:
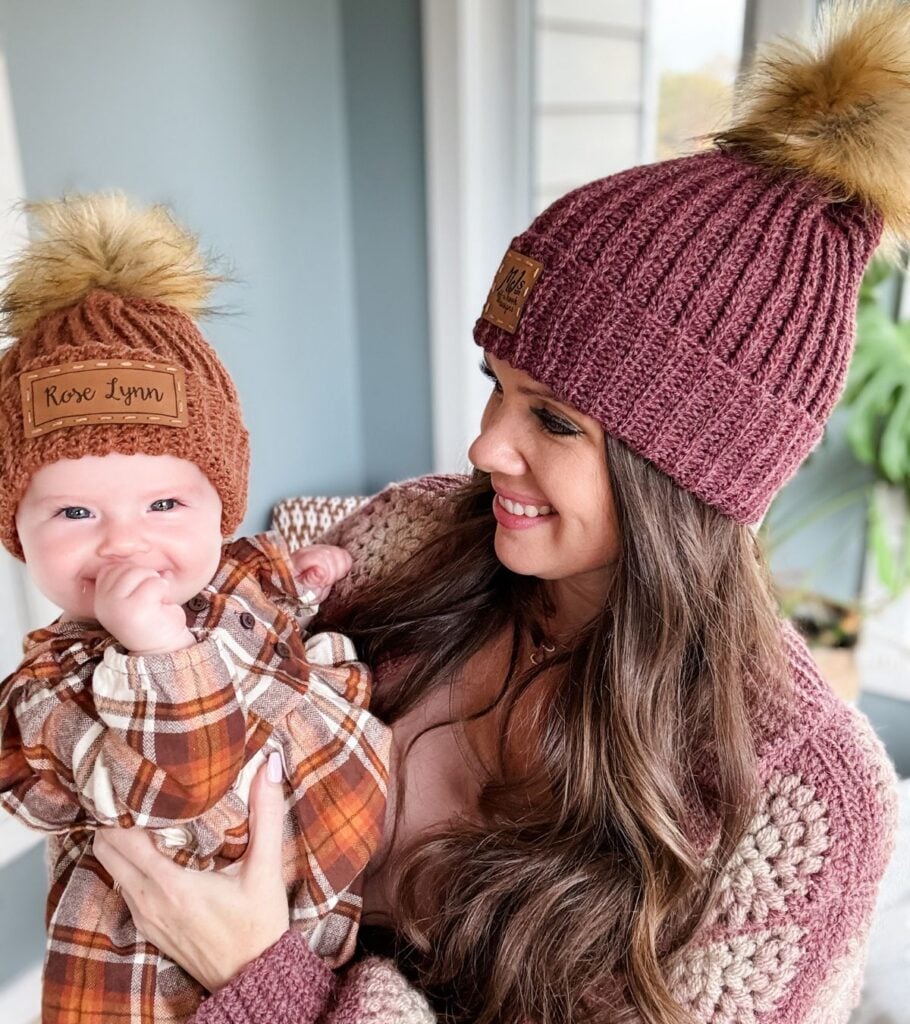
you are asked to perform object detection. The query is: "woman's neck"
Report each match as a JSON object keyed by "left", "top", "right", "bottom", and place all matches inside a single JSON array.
[{"left": 544, "top": 568, "right": 611, "bottom": 638}]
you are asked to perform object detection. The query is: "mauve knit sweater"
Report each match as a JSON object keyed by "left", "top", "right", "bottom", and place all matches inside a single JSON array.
[{"left": 191, "top": 477, "right": 899, "bottom": 1024}]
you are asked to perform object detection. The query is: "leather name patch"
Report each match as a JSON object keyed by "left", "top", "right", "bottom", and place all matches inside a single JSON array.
[
  {"left": 481, "top": 249, "right": 543, "bottom": 334},
  {"left": 20, "top": 360, "right": 188, "bottom": 438}
]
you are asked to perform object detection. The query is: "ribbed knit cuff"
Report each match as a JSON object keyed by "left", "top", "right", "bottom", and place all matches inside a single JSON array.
[{"left": 191, "top": 931, "right": 334, "bottom": 1024}]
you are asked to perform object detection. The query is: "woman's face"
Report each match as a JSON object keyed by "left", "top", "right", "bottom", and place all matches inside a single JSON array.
[{"left": 468, "top": 354, "right": 619, "bottom": 599}]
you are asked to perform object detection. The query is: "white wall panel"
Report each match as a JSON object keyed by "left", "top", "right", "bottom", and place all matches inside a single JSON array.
[
  {"left": 537, "top": 31, "right": 642, "bottom": 106},
  {"left": 537, "top": 111, "right": 639, "bottom": 193},
  {"left": 537, "top": 0, "right": 645, "bottom": 29}
]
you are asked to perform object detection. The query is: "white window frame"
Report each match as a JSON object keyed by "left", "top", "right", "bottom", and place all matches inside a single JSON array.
[
  {"left": 421, "top": 0, "right": 534, "bottom": 473},
  {"left": 743, "top": 0, "right": 815, "bottom": 61},
  {"left": 0, "top": 52, "right": 55, "bottom": 678}
]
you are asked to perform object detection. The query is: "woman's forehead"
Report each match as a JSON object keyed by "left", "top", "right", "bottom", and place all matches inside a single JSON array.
[
  {"left": 485, "top": 353, "right": 554, "bottom": 397},
  {"left": 486, "top": 352, "right": 605, "bottom": 437}
]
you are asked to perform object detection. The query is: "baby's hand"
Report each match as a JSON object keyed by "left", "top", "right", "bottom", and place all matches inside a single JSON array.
[
  {"left": 289, "top": 544, "right": 352, "bottom": 604},
  {"left": 93, "top": 565, "right": 195, "bottom": 656}
]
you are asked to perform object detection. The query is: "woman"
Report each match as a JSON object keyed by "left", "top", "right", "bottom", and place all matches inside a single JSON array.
[{"left": 95, "top": 4, "right": 905, "bottom": 1022}]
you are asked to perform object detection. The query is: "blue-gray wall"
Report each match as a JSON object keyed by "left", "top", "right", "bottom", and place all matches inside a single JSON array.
[
  {"left": 0, "top": 0, "right": 431, "bottom": 534},
  {"left": 341, "top": 0, "right": 432, "bottom": 491},
  {"left": 0, "top": 843, "right": 44, "bottom": 987}
]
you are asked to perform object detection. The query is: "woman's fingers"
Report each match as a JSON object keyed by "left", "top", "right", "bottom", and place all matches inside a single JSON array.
[
  {"left": 89, "top": 760, "right": 291, "bottom": 993},
  {"left": 93, "top": 826, "right": 154, "bottom": 887},
  {"left": 94, "top": 828, "right": 195, "bottom": 952},
  {"left": 243, "top": 753, "right": 287, "bottom": 880},
  {"left": 93, "top": 826, "right": 184, "bottom": 910},
  {"left": 95, "top": 822, "right": 178, "bottom": 871}
]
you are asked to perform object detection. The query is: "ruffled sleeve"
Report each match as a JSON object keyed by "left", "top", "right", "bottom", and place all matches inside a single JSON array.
[{"left": 226, "top": 532, "right": 320, "bottom": 624}]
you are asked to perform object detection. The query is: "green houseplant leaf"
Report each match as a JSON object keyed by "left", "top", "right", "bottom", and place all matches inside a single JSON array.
[
  {"left": 839, "top": 259, "right": 910, "bottom": 596},
  {"left": 843, "top": 262, "right": 910, "bottom": 483},
  {"left": 866, "top": 487, "right": 910, "bottom": 598},
  {"left": 764, "top": 260, "right": 910, "bottom": 639}
]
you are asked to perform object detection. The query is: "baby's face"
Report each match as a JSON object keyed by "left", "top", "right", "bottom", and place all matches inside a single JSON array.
[{"left": 15, "top": 453, "right": 223, "bottom": 622}]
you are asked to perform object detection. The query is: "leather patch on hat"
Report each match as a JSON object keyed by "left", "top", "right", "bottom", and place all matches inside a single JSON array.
[
  {"left": 481, "top": 249, "right": 543, "bottom": 333},
  {"left": 20, "top": 360, "right": 188, "bottom": 438}
]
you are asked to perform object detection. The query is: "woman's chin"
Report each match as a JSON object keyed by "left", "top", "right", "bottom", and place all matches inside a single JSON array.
[{"left": 493, "top": 530, "right": 548, "bottom": 578}]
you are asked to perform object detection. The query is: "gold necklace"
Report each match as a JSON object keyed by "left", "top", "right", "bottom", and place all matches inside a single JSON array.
[
  {"left": 529, "top": 640, "right": 556, "bottom": 665},
  {"left": 528, "top": 636, "right": 559, "bottom": 665}
]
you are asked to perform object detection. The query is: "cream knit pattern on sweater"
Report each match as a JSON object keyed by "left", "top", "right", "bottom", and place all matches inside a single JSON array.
[{"left": 192, "top": 477, "right": 899, "bottom": 1024}]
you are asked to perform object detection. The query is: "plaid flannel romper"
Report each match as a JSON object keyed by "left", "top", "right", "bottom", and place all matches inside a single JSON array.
[{"left": 0, "top": 532, "right": 391, "bottom": 1024}]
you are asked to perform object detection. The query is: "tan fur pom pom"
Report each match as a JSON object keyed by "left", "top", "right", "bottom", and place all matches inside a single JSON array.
[
  {"left": 1, "top": 193, "right": 222, "bottom": 339},
  {"left": 715, "top": 0, "right": 910, "bottom": 248}
]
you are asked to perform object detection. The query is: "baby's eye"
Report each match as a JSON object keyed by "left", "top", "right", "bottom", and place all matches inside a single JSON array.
[
  {"left": 60, "top": 506, "right": 92, "bottom": 520},
  {"left": 149, "top": 498, "right": 179, "bottom": 512}
]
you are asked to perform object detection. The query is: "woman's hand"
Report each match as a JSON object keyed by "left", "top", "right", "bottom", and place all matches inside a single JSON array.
[{"left": 93, "top": 753, "right": 291, "bottom": 993}]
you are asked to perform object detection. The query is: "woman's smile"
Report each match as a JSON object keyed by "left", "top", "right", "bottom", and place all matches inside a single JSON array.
[
  {"left": 492, "top": 491, "right": 557, "bottom": 529},
  {"left": 469, "top": 354, "right": 619, "bottom": 585}
]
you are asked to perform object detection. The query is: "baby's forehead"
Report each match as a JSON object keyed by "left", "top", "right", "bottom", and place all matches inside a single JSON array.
[{"left": 22, "top": 453, "right": 212, "bottom": 501}]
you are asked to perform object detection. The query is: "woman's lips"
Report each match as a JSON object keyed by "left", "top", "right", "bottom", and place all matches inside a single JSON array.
[{"left": 492, "top": 493, "right": 557, "bottom": 530}]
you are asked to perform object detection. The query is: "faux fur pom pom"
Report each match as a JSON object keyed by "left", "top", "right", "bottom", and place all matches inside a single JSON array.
[
  {"left": 1, "top": 193, "right": 221, "bottom": 338},
  {"left": 715, "top": 0, "right": 910, "bottom": 247}
]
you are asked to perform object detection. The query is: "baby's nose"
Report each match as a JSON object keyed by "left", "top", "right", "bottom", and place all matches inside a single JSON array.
[{"left": 96, "top": 521, "right": 150, "bottom": 558}]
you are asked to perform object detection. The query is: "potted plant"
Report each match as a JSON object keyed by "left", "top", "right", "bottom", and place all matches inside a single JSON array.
[
  {"left": 775, "top": 587, "right": 863, "bottom": 702},
  {"left": 839, "top": 258, "right": 910, "bottom": 700},
  {"left": 841, "top": 258, "right": 910, "bottom": 593},
  {"left": 761, "top": 258, "right": 910, "bottom": 701}
]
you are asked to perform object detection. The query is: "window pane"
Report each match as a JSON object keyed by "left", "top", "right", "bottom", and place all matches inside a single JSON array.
[
  {"left": 652, "top": 0, "right": 746, "bottom": 159},
  {"left": 532, "top": 0, "right": 746, "bottom": 214}
]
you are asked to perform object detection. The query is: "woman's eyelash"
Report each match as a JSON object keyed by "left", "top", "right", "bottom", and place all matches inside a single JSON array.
[
  {"left": 480, "top": 360, "right": 580, "bottom": 435},
  {"left": 533, "top": 407, "right": 581, "bottom": 437},
  {"left": 479, "top": 360, "right": 502, "bottom": 390}
]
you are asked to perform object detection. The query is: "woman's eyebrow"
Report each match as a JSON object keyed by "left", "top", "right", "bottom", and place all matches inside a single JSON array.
[
  {"left": 481, "top": 357, "right": 558, "bottom": 401},
  {"left": 517, "top": 382, "right": 556, "bottom": 400}
]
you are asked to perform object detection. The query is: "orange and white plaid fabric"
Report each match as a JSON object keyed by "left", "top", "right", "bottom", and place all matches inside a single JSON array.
[{"left": 0, "top": 532, "right": 391, "bottom": 1024}]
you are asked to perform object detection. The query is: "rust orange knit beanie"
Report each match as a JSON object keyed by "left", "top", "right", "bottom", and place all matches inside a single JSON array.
[
  {"left": 475, "top": 1, "right": 910, "bottom": 524},
  {"left": 0, "top": 194, "right": 249, "bottom": 559}
]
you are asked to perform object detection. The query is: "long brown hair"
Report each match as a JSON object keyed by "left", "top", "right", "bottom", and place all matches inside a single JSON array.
[{"left": 334, "top": 435, "right": 787, "bottom": 1024}]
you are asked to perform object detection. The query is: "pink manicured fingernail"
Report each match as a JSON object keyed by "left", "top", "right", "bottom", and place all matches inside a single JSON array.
[{"left": 267, "top": 751, "right": 283, "bottom": 783}]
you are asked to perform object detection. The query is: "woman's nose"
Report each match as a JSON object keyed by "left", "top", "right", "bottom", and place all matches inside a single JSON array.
[{"left": 468, "top": 405, "right": 527, "bottom": 476}]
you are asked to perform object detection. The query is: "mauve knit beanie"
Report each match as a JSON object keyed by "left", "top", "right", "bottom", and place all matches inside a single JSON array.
[
  {"left": 0, "top": 194, "right": 249, "bottom": 558},
  {"left": 475, "top": 1, "right": 910, "bottom": 524}
]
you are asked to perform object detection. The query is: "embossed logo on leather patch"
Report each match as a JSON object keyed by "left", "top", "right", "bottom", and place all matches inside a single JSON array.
[
  {"left": 481, "top": 249, "right": 543, "bottom": 334},
  {"left": 20, "top": 360, "right": 188, "bottom": 438}
]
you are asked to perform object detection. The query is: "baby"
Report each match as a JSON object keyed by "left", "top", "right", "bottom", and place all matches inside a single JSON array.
[{"left": 0, "top": 195, "right": 390, "bottom": 1024}]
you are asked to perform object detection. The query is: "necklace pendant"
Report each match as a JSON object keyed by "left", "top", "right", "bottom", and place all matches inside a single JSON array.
[{"left": 529, "top": 640, "right": 556, "bottom": 666}]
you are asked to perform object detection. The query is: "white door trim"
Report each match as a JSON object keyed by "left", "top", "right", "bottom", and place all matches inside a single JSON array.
[{"left": 421, "top": 0, "right": 534, "bottom": 473}]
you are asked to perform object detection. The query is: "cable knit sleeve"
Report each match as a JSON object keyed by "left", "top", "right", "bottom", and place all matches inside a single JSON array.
[
  {"left": 666, "top": 631, "right": 900, "bottom": 1024},
  {"left": 189, "top": 931, "right": 435, "bottom": 1024},
  {"left": 317, "top": 474, "right": 466, "bottom": 616}
]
